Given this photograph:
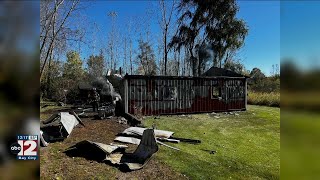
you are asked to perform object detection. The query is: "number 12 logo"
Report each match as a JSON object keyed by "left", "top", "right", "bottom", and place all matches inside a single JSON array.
[{"left": 17, "top": 140, "right": 37, "bottom": 156}]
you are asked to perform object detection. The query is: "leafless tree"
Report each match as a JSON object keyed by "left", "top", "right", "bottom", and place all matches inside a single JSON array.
[
  {"left": 124, "top": 16, "right": 138, "bottom": 75},
  {"left": 129, "top": 38, "right": 133, "bottom": 74},
  {"left": 158, "top": 0, "right": 175, "bottom": 75},
  {"left": 123, "top": 36, "right": 128, "bottom": 74},
  {"left": 156, "top": 36, "right": 164, "bottom": 75},
  {"left": 107, "top": 11, "right": 119, "bottom": 71},
  {"left": 40, "top": 0, "right": 88, "bottom": 79}
]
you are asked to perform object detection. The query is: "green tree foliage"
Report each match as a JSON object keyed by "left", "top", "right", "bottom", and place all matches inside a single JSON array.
[
  {"left": 47, "top": 60, "right": 64, "bottom": 99},
  {"left": 249, "top": 67, "right": 280, "bottom": 93},
  {"left": 87, "top": 50, "right": 105, "bottom": 79},
  {"left": 135, "top": 40, "right": 158, "bottom": 75},
  {"left": 63, "top": 51, "right": 84, "bottom": 79},
  {"left": 224, "top": 59, "right": 245, "bottom": 75},
  {"left": 40, "top": 60, "right": 64, "bottom": 100},
  {"left": 62, "top": 50, "right": 85, "bottom": 102},
  {"left": 250, "top": 67, "right": 266, "bottom": 82},
  {"left": 170, "top": 0, "right": 248, "bottom": 73}
]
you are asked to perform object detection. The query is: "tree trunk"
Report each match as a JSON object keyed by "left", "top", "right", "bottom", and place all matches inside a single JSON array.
[
  {"left": 197, "top": 48, "right": 201, "bottom": 76},
  {"left": 130, "top": 39, "right": 133, "bottom": 74},
  {"left": 164, "top": 26, "right": 168, "bottom": 75},
  {"left": 177, "top": 50, "right": 180, "bottom": 76},
  {"left": 124, "top": 37, "right": 127, "bottom": 73},
  {"left": 46, "top": 47, "right": 54, "bottom": 99}
]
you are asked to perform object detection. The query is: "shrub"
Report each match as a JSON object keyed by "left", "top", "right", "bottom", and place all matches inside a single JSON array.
[{"left": 247, "top": 91, "right": 280, "bottom": 107}]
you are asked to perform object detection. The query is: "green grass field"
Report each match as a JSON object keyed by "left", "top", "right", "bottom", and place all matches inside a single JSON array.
[{"left": 144, "top": 105, "right": 280, "bottom": 179}]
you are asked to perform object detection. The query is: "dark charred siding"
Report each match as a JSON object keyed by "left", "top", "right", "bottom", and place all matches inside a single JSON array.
[{"left": 124, "top": 75, "right": 247, "bottom": 116}]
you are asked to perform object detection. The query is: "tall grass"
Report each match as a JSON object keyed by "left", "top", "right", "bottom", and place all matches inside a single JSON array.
[{"left": 248, "top": 91, "right": 280, "bottom": 107}]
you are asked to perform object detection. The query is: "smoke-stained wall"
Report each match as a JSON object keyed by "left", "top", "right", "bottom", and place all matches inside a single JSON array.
[{"left": 124, "top": 76, "right": 247, "bottom": 116}]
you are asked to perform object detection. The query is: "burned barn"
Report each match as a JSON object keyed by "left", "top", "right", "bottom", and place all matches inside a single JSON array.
[{"left": 124, "top": 68, "right": 248, "bottom": 116}]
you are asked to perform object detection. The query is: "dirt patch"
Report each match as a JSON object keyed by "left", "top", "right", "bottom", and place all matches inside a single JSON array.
[{"left": 40, "top": 108, "right": 187, "bottom": 179}]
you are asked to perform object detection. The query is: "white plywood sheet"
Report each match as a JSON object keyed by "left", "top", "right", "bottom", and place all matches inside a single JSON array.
[
  {"left": 122, "top": 127, "right": 174, "bottom": 138},
  {"left": 60, "top": 112, "right": 79, "bottom": 135}
]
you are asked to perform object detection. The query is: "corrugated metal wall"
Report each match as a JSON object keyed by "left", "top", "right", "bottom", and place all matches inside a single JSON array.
[{"left": 124, "top": 76, "right": 246, "bottom": 116}]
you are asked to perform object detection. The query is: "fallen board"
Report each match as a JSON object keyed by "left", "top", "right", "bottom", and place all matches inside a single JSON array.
[
  {"left": 122, "top": 127, "right": 174, "bottom": 138},
  {"left": 114, "top": 136, "right": 141, "bottom": 145}
]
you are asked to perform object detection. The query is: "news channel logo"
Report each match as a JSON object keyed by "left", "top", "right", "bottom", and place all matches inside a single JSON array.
[{"left": 10, "top": 135, "right": 38, "bottom": 160}]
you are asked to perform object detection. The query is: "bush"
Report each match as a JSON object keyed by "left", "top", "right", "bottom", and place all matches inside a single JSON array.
[
  {"left": 247, "top": 91, "right": 280, "bottom": 107},
  {"left": 249, "top": 77, "right": 280, "bottom": 93}
]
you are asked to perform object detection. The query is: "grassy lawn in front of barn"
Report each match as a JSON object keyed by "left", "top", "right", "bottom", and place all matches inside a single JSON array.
[{"left": 144, "top": 105, "right": 280, "bottom": 179}]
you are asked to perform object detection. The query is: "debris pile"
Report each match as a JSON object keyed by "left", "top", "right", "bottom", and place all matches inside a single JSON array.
[
  {"left": 117, "top": 117, "right": 127, "bottom": 125},
  {"left": 115, "top": 127, "right": 201, "bottom": 151},
  {"left": 40, "top": 111, "right": 85, "bottom": 147},
  {"left": 64, "top": 129, "right": 158, "bottom": 171},
  {"left": 59, "top": 124, "right": 201, "bottom": 171},
  {"left": 97, "top": 103, "right": 116, "bottom": 119},
  {"left": 209, "top": 111, "right": 242, "bottom": 118}
]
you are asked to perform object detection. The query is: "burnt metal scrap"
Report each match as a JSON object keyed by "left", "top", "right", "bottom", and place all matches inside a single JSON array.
[
  {"left": 115, "top": 127, "right": 201, "bottom": 151},
  {"left": 64, "top": 140, "right": 127, "bottom": 161},
  {"left": 64, "top": 129, "right": 158, "bottom": 171},
  {"left": 97, "top": 103, "right": 116, "bottom": 119},
  {"left": 40, "top": 111, "right": 85, "bottom": 146},
  {"left": 105, "top": 129, "right": 159, "bottom": 171}
]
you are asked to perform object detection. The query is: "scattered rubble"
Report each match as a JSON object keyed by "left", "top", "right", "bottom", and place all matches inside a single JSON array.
[
  {"left": 41, "top": 107, "right": 202, "bottom": 171},
  {"left": 40, "top": 111, "right": 85, "bottom": 147},
  {"left": 64, "top": 140, "right": 127, "bottom": 161},
  {"left": 118, "top": 117, "right": 127, "bottom": 125},
  {"left": 65, "top": 129, "right": 159, "bottom": 171},
  {"left": 209, "top": 111, "right": 242, "bottom": 118},
  {"left": 120, "top": 127, "right": 174, "bottom": 139},
  {"left": 115, "top": 127, "right": 200, "bottom": 151},
  {"left": 97, "top": 104, "right": 115, "bottom": 119},
  {"left": 179, "top": 114, "right": 193, "bottom": 119},
  {"left": 121, "top": 113, "right": 142, "bottom": 126},
  {"left": 106, "top": 129, "right": 159, "bottom": 171}
]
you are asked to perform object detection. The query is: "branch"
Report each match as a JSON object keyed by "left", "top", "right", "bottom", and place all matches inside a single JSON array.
[
  {"left": 40, "top": 0, "right": 64, "bottom": 55},
  {"left": 40, "top": 0, "right": 80, "bottom": 78}
]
